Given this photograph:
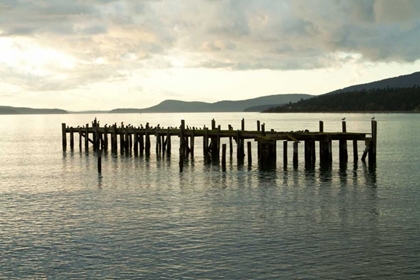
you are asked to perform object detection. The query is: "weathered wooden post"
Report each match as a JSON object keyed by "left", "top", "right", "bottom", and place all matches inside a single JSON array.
[
  {"left": 353, "top": 140, "right": 358, "bottom": 162},
  {"left": 293, "top": 141, "right": 298, "bottom": 168},
  {"left": 145, "top": 125, "right": 150, "bottom": 156},
  {"left": 257, "top": 120, "right": 261, "bottom": 158},
  {"left": 339, "top": 120, "right": 348, "bottom": 163},
  {"left": 85, "top": 123, "right": 89, "bottom": 151},
  {"left": 155, "top": 130, "right": 160, "bottom": 155},
  {"left": 222, "top": 144, "right": 227, "bottom": 171},
  {"left": 190, "top": 128, "right": 195, "bottom": 159},
  {"left": 229, "top": 125, "right": 233, "bottom": 158},
  {"left": 62, "top": 123, "right": 67, "bottom": 151},
  {"left": 103, "top": 126, "right": 108, "bottom": 152},
  {"left": 112, "top": 124, "right": 117, "bottom": 153},
  {"left": 283, "top": 141, "right": 288, "bottom": 167},
  {"left": 78, "top": 126, "right": 82, "bottom": 151},
  {"left": 69, "top": 127, "right": 74, "bottom": 151},
  {"left": 319, "top": 121, "right": 324, "bottom": 160},
  {"left": 166, "top": 128, "right": 171, "bottom": 156},
  {"left": 179, "top": 120, "right": 186, "bottom": 172},
  {"left": 247, "top": 141, "right": 252, "bottom": 166},
  {"left": 124, "top": 127, "right": 129, "bottom": 153},
  {"left": 241, "top": 118, "right": 245, "bottom": 131},
  {"left": 94, "top": 123, "right": 100, "bottom": 152},
  {"left": 133, "top": 130, "right": 138, "bottom": 155},
  {"left": 98, "top": 149, "right": 102, "bottom": 173},
  {"left": 369, "top": 120, "right": 377, "bottom": 164},
  {"left": 216, "top": 125, "right": 221, "bottom": 161}
]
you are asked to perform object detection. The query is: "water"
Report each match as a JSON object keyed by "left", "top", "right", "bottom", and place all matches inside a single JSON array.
[{"left": 1, "top": 112, "right": 420, "bottom": 279}]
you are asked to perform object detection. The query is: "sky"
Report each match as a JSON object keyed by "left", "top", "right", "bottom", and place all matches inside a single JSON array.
[{"left": 1, "top": 0, "right": 420, "bottom": 111}]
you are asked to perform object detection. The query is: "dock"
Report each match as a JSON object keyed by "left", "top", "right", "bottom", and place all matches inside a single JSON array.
[{"left": 61, "top": 118, "right": 377, "bottom": 172}]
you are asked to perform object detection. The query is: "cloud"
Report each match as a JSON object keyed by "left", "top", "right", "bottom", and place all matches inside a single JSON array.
[{"left": 0, "top": 0, "right": 419, "bottom": 93}]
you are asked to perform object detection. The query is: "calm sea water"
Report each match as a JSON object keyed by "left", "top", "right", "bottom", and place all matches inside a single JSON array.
[{"left": 1, "top": 112, "right": 420, "bottom": 279}]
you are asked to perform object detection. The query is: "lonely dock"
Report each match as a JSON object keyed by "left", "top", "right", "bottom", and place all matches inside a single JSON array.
[{"left": 61, "top": 118, "right": 377, "bottom": 172}]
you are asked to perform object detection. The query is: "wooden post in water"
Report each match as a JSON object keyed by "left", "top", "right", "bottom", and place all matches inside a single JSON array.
[
  {"left": 70, "top": 127, "right": 74, "bottom": 151},
  {"left": 339, "top": 121, "right": 348, "bottom": 163},
  {"left": 166, "top": 130, "right": 171, "bottom": 157},
  {"left": 241, "top": 118, "right": 245, "bottom": 131},
  {"left": 103, "top": 126, "right": 108, "bottom": 152},
  {"left": 257, "top": 121, "right": 261, "bottom": 158},
  {"left": 179, "top": 120, "right": 186, "bottom": 172},
  {"left": 369, "top": 120, "right": 377, "bottom": 164},
  {"left": 85, "top": 124, "right": 89, "bottom": 151},
  {"left": 319, "top": 121, "right": 324, "bottom": 160},
  {"left": 353, "top": 140, "right": 358, "bottom": 162},
  {"left": 62, "top": 123, "right": 67, "bottom": 151},
  {"left": 124, "top": 127, "right": 129, "bottom": 153},
  {"left": 190, "top": 128, "right": 195, "bottom": 159},
  {"left": 247, "top": 141, "right": 252, "bottom": 166},
  {"left": 155, "top": 130, "right": 160, "bottom": 155},
  {"left": 133, "top": 131, "right": 138, "bottom": 155},
  {"left": 222, "top": 144, "right": 227, "bottom": 171},
  {"left": 293, "top": 141, "right": 298, "bottom": 168},
  {"left": 283, "top": 141, "right": 288, "bottom": 168},
  {"left": 97, "top": 149, "right": 102, "bottom": 173},
  {"left": 216, "top": 125, "right": 221, "bottom": 161},
  {"left": 145, "top": 125, "right": 150, "bottom": 156},
  {"left": 94, "top": 122, "right": 99, "bottom": 152},
  {"left": 139, "top": 131, "right": 144, "bottom": 156},
  {"left": 203, "top": 127, "right": 209, "bottom": 162},
  {"left": 112, "top": 124, "right": 117, "bottom": 153},
  {"left": 79, "top": 127, "right": 82, "bottom": 151},
  {"left": 229, "top": 125, "right": 233, "bottom": 159}
]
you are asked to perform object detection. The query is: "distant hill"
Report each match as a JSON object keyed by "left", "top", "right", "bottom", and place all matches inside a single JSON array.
[
  {"left": 110, "top": 94, "right": 313, "bottom": 113},
  {"left": 264, "top": 87, "right": 420, "bottom": 113},
  {"left": 0, "top": 106, "right": 68, "bottom": 115},
  {"left": 330, "top": 71, "right": 420, "bottom": 94}
]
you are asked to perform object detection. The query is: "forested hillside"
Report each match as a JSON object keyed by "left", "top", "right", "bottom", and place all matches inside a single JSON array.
[{"left": 264, "top": 87, "right": 420, "bottom": 112}]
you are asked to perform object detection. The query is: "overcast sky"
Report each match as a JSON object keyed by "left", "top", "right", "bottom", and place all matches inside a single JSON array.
[{"left": 1, "top": 0, "right": 420, "bottom": 111}]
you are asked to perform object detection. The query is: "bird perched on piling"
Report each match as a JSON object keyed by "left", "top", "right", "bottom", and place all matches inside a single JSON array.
[
  {"left": 372, "top": 117, "right": 375, "bottom": 120},
  {"left": 342, "top": 117, "right": 346, "bottom": 121}
]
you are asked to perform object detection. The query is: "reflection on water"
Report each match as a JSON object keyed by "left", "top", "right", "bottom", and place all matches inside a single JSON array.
[{"left": 2, "top": 113, "right": 420, "bottom": 279}]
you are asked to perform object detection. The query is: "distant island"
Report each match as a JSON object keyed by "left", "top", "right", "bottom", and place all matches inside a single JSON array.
[
  {"left": 110, "top": 94, "right": 313, "bottom": 113},
  {"left": 0, "top": 106, "right": 68, "bottom": 115},
  {"left": 2, "top": 71, "right": 420, "bottom": 114}
]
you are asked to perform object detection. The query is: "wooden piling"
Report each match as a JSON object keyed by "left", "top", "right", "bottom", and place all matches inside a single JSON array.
[
  {"left": 222, "top": 144, "right": 227, "bottom": 171},
  {"left": 247, "top": 141, "right": 252, "bottom": 166},
  {"left": 283, "top": 141, "right": 288, "bottom": 168},
  {"left": 339, "top": 121, "right": 348, "bottom": 163},
  {"left": 62, "top": 123, "right": 67, "bottom": 151},
  {"left": 190, "top": 128, "right": 195, "bottom": 158},
  {"left": 98, "top": 149, "right": 102, "bottom": 173},
  {"left": 241, "top": 118, "right": 245, "bottom": 131},
  {"left": 179, "top": 120, "right": 186, "bottom": 172},
  {"left": 85, "top": 124, "right": 89, "bottom": 151},
  {"left": 145, "top": 126, "right": 150, "bottom": 156},
  {"left": 133, "top": 131, "right": 138, "bottom": 154},
  {"left": 79, "top": 127, "right": 82, "bottom": 151},
  {"left": 103, "top": 126, "right": 108, "bottom": 152},
  {"left": 70, "top": 127, "right": 74, "bottom": 151},
  {"left": 353, "top": 140, "right": 358, "bottom": 162},
  {"left": 369, "top": 120, "right": 377, "bottom": 164},
  {"left": 293, "top": 141, "right": 298, "bottom": 167}
]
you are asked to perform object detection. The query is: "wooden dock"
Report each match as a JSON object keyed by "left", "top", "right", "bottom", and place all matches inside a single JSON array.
[{"left": 61, "top": 118, "right": 377, "bottom": 172}]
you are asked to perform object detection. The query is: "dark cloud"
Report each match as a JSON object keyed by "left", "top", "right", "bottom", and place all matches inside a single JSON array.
[{"left": 0, "top": 0, "right": 419, "bottom": 92}]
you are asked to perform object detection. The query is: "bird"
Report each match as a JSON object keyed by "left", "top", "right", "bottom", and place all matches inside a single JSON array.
[
  {"left": 342, "top": 117, "right": 346, "bottom": 121},
  {"left": 372, "top": 117, "right": 375, "bottom": 120}
]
